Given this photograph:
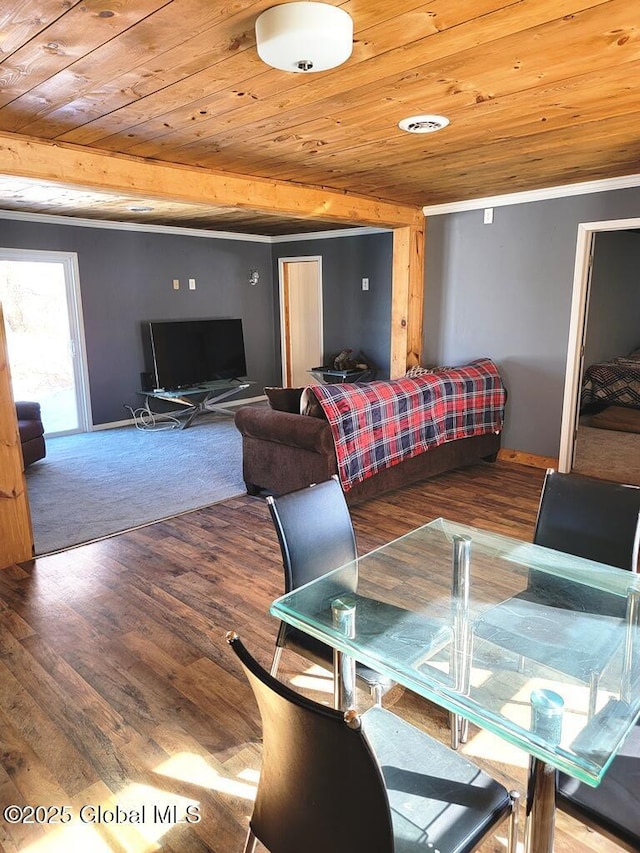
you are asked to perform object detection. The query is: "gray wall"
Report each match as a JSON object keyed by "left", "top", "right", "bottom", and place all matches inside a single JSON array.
[
  {"left": 584, "top": 231, "right": 640, "bottom": 367},
  {"left": 0, "top": 218, "right": 394, "bottom": 427},
  {"left": 425, "top": 185, "right": 640, "bottom": 457},
  {"left": 11, "top": 184, "right": 640, "bottom": 454},
  {"left": 0, "top": 219, "right": 274, "bottom": 425},
  {"left": 271, "top": 232, "right": 393, "bottom": 379}
]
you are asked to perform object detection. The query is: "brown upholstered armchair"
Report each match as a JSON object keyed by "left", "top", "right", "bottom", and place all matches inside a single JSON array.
[{"left": 16, "top": 401, "right": 46, "bottom": 467}]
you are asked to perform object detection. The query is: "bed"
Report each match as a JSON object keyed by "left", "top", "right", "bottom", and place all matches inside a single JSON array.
[{"left": 580, "top": 348, "right": 640, "bottom": 411}]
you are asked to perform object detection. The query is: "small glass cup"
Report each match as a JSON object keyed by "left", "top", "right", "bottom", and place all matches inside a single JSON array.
[{"left": 530, "top": 688, "right": 564, "bottom": 747}]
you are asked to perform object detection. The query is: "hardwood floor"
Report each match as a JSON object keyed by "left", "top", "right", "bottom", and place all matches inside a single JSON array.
[{"left": 0, "top": 461, "right": 625, "bottom": 852}]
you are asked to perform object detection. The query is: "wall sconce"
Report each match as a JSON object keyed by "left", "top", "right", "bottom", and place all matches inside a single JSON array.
[{"left": 249, "top": 270, "right": 260, "bottom": 286}]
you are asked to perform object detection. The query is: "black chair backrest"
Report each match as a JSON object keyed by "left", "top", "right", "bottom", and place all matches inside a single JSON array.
[
  {"left": 533, "top": 469, "right": 640, "bottom": 571},
  {"left": 228, "top": 634, "right": 393, "bottom": 853},
  {"left": 267, "top": 477, "right": 357, "bottom": 592}
]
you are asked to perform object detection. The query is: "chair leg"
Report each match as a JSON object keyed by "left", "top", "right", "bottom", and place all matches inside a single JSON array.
[
  {"left": 371, "top": 682, "right": 384, "bottom": 706},
  {"left": 507, "top": 790, "right": 520, "bottom": 853},
  {"left": 243, "top": 827, "right": 258, "bottom": 853},
  {"left": 270, "top": 645, "right": 283, "bottom": 677}
]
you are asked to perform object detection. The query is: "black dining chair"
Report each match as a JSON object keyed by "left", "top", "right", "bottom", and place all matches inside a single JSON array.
[
  {"left": 556, "top": 716, "right": 640, "bottom": 852},
  {"left": 533, "top": 469, "right": 640, "bottom": 570},
  {"left": 471, "top": 469, "right": 640, "bottom": 730},
  {"left": 266, "top": 476, "right": 394, "bottom": 704},
  {"left": 227, "top": 631, "right": 520, "bottom": 853}
]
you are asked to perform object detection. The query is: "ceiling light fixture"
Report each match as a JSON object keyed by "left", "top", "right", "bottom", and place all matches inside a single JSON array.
[
  {"left": 398, "top": 114, "right": 450, "bottom": 134},
  {"left": 255, "top": 2, "right": 353, "bottom": 73}
]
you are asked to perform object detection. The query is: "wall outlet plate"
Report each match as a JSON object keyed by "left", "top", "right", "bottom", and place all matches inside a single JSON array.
[
  {"left": 362, "top": 277, "right": 369, "bottom": 291},
  {"left": 173, "top": 279, "right": 180, "bottom": 289},
  {"left": 188, "top": 278, "right": 196, "bottom": 290}
]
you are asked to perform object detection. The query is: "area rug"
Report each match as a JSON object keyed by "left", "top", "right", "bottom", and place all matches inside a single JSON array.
[
  {"left": 573, "top": 425, "right": 640, "bottom": 487},
  {"left": 25, "top": 414, "right": 246, "bottom": 555}
]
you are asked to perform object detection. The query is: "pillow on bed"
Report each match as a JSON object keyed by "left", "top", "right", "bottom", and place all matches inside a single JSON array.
[
  {"left": 614, "top": 358, "right": 640, "bottom": 367},
  {"left": 264, "top": 387, "right": 303, "bottom": 413}
]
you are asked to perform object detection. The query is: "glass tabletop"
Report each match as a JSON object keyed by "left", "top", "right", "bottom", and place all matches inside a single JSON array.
[{"left": 270, "top": 517, "right": 640, "bottom": 786}]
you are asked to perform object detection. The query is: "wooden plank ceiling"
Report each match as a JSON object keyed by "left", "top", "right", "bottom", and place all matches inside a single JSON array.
[{"left": 0, "top": 0, "right": 637, "bottom": 235}]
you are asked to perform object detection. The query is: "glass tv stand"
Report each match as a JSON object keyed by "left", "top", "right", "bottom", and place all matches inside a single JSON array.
[{"left": 127, "top": 379, "right": 253, "bottom": 430}]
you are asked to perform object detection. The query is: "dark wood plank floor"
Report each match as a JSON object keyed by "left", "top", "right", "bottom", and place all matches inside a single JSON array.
[{"left": 0, "top": 461, "right": 624, "bottom": 852}]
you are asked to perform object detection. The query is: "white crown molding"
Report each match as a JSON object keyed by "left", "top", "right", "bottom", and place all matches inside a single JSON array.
[
  {"left": 0, "top": 207, "right": 273, "bottom": 241},
  {"left": 0, "top": 207, "right": 388, "bottom": 242},
  {"left": 422, "top": 172, "right": 640, "bottom": 216}
]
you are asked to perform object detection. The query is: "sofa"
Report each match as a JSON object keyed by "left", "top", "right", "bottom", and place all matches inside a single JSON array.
[
  {"left": 234, "top": 361, "right": 505, "bottom": 505},
  {"left": 16, "top": 401, "right": 46, "bottom": 467}
]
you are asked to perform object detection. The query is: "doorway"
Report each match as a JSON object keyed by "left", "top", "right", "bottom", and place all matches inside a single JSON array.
[
  {"left": 0, "top": 249, "right": 91, "bottom": 436},
  {"left": 559, "top": 217, "right": 640, "bottom": 476},
  {"left": 278, "top": 257, "right": 323, "bottom": 387}
]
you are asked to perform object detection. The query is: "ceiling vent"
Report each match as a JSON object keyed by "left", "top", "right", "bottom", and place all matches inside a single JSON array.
[{"left": 398, "top": 114, "right": 450, "bottom": 134}]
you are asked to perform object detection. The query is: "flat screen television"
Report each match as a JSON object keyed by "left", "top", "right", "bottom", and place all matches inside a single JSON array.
[{"left": 143, "top": 318, "right": 247, "bottom": 390}]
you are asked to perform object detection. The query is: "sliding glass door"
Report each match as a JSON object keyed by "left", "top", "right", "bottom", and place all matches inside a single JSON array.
[{"left": 0, "top": 249, "right": 90, "bottom": 436}]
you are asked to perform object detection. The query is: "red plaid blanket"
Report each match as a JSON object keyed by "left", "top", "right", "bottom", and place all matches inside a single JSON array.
[{"left": 308, "top": 358, "right": 506, "bottom": 491}]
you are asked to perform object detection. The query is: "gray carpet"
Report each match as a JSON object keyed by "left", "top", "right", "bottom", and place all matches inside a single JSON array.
[
  {"left": 573, "top": 423, "right": 640, "bottom": 487},
  {"left": 25, "top": 414, "right": 246, "bottom": 555}
]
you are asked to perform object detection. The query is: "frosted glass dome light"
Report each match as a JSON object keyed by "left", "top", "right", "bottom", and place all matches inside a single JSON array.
[{"left": 255, "top": 2, "right": 353, "bottom": 73}]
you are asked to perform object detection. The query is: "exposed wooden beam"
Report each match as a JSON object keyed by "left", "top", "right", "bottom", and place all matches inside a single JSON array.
[
  {"left": 0, "top": 304, "right": 33, "bottom": 569},
  {"left": 407, "top": 220, "right": 425, "bottom": 369},
  {"left": 0, "top": 132, "right": 422, "bottom": 229},
  {"left": 390, "top": 224, "right": 424, "bottom": 377}
]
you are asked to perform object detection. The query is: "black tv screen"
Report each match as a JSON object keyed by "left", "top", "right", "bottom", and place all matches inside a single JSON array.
[{"left": 144, "top": 318, "right": 247, "bottom": 390}]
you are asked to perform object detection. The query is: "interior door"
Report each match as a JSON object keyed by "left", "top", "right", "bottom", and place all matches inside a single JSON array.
[
  {"left": 0, "top": 249, "right": 90, "bottom": 436},
  {"left": 559, "top": 228, "right": 596, "bottom": 472},
  {"left": 569, "top": 233, "right": 595, "bottom": 470},
  {"left": 279, "top": 258, "right": 323, "bottom": 387}
]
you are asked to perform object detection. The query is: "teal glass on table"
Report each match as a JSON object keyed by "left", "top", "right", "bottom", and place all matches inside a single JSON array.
[{"left": 270, "top": 517, "right": 640, "bottom": 786}]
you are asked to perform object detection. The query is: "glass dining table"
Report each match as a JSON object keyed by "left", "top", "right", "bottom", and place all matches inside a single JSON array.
[{"left": 270, "top": 517, "right": 640, "bottom": 853}]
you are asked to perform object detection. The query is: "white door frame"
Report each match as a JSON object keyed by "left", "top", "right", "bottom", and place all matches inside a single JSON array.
[
  {"left": 0, "top": 247, "right": 92, "bottom": 433},
  {"left": 278, "top": 256, "right": 323, "bottom": 386},
  {"left": 559, "top": 216, "right": 640, "bottom": 471}
]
